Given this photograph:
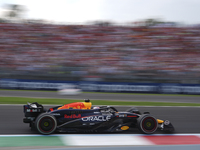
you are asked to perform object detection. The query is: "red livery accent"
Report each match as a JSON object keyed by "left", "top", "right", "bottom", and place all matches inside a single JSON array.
[
  {"left": 58, "top": 102, "right": 91, "bottom": 110},
  {"left": 127, "top": 115, "right": 137, "bottom": 117},
  {"left": 144, "top": 135, "right": 200, "bottom": 145}
]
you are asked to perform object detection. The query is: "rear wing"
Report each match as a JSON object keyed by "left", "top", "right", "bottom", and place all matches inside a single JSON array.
[{"left": 23, "top": 102, "right": 44, "bottom": 117}]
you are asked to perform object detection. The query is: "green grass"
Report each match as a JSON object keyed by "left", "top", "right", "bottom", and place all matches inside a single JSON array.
[
  {"left": 1, "top": 89, "right": 200, "bottom": 97},
  {"left": 0, "top": 97, "right": 200, "bottom": 107}
]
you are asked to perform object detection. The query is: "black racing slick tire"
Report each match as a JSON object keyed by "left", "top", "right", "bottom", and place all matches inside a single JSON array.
[
  {"left": 137, "top": 114, "right": 158, "bottom": 134},
  {"left": 35, "top": 113, "right": 57, "bottom": 135}
]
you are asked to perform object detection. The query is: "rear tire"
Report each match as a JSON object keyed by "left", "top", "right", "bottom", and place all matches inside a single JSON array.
[
  {"left": 137, "top": 114, "right": 158, "bottom": 134},
  {"left": 35, "top": 113, "right": 57, "bottom": 135}
]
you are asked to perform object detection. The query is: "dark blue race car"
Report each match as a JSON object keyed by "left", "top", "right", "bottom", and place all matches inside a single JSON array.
[{"left": 23, "top": 99, "right": 174, "bottom": 135}]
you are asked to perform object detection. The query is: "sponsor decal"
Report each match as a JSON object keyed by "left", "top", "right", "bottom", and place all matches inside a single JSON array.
[
  {"left": 119, "top": 114, "right": 126, "bottom": 117},
  {"left": 51, "top": 113, "right": 60, "bottom": 116},
  {"left": 2, "top": 79, "right": 200, "bottom": 94},
  {"left": 94, "top": 112, "right": 100, "bottom": 114},
  {"left": 82, "top": 115, "right": 111, "bottom": 122},
  {"left": 64, "top": 114, "right": 81, "bottom": 118},
  {"left": 26, "top": 109, "right": 39, "bottom": 112},
  {"left": 116, "top": 113, "right": 128, "bottom": 117},
  {"left": 80, "top": 83, "right": 157, "bottom": 92}
]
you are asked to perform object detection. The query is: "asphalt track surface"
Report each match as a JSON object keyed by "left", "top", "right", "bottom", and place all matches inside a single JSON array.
[{"left": 0, "top": 90, "right": 200, "bottom": 134}]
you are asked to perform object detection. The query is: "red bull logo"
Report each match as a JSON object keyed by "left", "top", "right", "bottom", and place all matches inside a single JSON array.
[{"left": 64, "top": 114, "right": 81, "bottom": 118}]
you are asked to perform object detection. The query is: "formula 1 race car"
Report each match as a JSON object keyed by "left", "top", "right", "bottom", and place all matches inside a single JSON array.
[{"left": 23, "top": 99, "right": 174, "bottom": 135}]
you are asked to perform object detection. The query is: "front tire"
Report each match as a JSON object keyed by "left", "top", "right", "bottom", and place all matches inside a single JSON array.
[
  {"left": 137, "top": 114, "right": 158, "bottom": 134},
  {"left": 35, "top": 113, "right": 57, "bottom": 135}
]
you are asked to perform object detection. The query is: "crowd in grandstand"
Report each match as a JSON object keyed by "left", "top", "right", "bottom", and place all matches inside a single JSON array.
[{"left": 0, "top": 22, "right": 200, "bottom": 82}]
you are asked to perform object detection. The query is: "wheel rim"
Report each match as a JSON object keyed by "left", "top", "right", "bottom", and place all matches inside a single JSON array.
[
  {"left": 38, "top": 117, "right": 55, "bottom": 133},
  {"left": 142, "top": 117, "right": 157, "bottom": 133}
]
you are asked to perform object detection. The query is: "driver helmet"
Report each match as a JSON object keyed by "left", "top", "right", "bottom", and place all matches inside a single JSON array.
[{"left": 93, "top": 106, "right": 100, "bottom": 109}]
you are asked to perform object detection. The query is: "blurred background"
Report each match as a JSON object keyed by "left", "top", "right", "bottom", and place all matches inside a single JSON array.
[{"left": 0, "top": 0, "right": 200, "bottom": 93}]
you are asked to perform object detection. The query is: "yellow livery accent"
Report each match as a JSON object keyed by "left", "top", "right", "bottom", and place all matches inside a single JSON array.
[
  {"left": 82, "top": 102, "right": 92, "bottom": 109},
  {"left": 157, "top": 119, "right": 164, "bottom": 124},
  {"left": 121, "top": 126, "right": 129, "bottom": 130}
]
